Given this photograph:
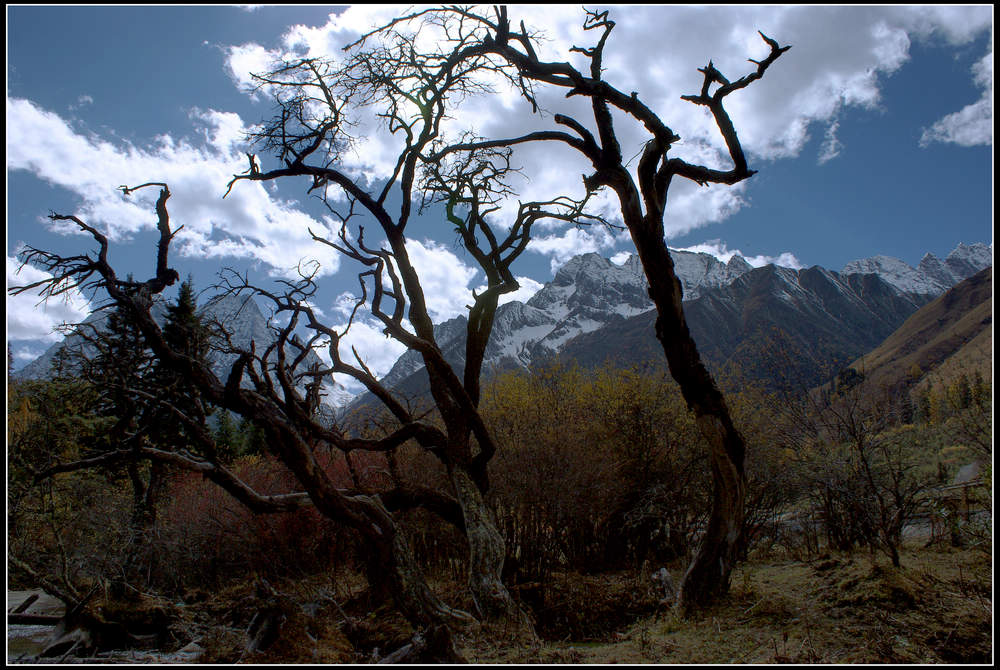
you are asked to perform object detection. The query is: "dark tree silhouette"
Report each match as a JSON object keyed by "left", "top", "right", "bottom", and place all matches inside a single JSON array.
[
  {"left": 13, "top": 185, "right": 472, "bottom": 639},
  {"left": 219, "top": 28, "right": 611, "bottom": 635},
  {"left": 10, "top": 26, "right": 611, "bottom": 642},
  {"left": 352, "top": 6, "right": 791, "bottom": 611}
]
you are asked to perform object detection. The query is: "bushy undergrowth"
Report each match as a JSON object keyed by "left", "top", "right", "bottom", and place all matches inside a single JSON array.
[{"left": 8, "top": 357, "right": 991, "bottom": 661}]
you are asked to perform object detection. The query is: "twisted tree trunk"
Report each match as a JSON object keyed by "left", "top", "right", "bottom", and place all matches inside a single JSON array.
[
  {"left": 449, "top": 466, "right": 534, "bottom": 636},
  {"left": 368, "top": 524, "right": 475, "bottom": 628},
  {"left": 629, "top": 214, "right": 747, "bottom": 613}
]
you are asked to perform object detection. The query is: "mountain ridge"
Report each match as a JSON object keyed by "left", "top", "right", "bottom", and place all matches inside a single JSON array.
[
  {"left": 847, "top": 266, "right": 993, "bottom": 393},
  {"left": 18, "top": 241, "right": 991, "bottom": 408},
  {"left": 368, "top": 241, "right": 992, "bottom": 403}
]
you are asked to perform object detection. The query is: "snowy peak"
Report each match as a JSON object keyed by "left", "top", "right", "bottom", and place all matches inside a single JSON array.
[
  {"left": 917, "top": 253, "right": 957, "bottom": 289},
  {"left": 842, "top": 254, "right": 948, "bottom": 295},
  {"left": 355, "top": 241, "right": 991, "bottom": 410},
  {"left": 669, "top": 249, "right": 755, "bottom": 300},
  {"left": 525, "top": 252, "right": 650, "bottom": 323},
  {"left": 843, "top": 242, "right": 991, "bottom": 296},
  {"left": 945, "top": 242, "right": 992, "bottom": 280},
  {"left": 372, "top": 248, "right": 763, "bottom": 395}
]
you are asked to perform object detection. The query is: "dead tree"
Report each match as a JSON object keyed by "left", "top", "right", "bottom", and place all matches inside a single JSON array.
[
  {"left": 12, "top": 46, "right": 604, "bottom": 637},
  {"left": 353, "top": 6, "right": 791, "bottom": 611},
  {"left": 12, "top": 184, "right": 474, "bottom": 637},
  {"left": 218, "top": 24, "right": 616, "bottom": 633}
]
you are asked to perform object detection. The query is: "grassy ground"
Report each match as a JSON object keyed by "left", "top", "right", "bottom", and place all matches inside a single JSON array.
[
  {"left": 16, "top": 540, "right": 986, "bottom": 663},
  {"left": 459, "top": 542, "right": 992, "bottom": 664}
]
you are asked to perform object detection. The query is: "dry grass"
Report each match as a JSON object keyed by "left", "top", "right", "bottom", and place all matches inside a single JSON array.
[
  {"left": 82, "top": 541, "right": 987, "bottom": 664},
  {"left": 459, "top": 542, "right": 992, "bottom": 664}
]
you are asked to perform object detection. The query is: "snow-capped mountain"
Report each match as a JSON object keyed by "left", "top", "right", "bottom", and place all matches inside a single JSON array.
[
  {"left": 368, "top": 241, "right": 992, "bottom": 402},
  {"left": 842, "top": 242, "right": 992, "bottom": 296},
  {"left": 375, "top": 248, "right": 754, "bottom": 393},
  {"left": 23, "top": 242, "right": 988, "bottom": 409}
]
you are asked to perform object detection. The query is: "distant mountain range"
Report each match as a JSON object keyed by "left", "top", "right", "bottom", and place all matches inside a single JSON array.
[
  {"left": 15, "top": 292, "right": 347, "bottom": 403},
  {"left": 366, "top": 241, "right": 992, "bottom": 404},
  {"left": 18, "top": 242, "right": 991, "bottom": 408}
]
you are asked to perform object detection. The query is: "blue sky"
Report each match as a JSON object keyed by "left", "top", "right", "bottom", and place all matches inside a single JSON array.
[{"left": 7, "top": 5, "right": 994, "bottom": 380}]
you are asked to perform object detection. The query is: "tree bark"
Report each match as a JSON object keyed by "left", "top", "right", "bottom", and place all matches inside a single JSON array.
[
  {"left": 449, "top": 466, "right": 533, "bottom": 636},
  {"left": 628, "top": 217, "right": 747, "bottom": 613},
  {"left": 370, "top": 523, "right": 475, "bottom": 628}
]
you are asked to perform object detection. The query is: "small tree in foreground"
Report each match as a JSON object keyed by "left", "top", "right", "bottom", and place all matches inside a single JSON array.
[{"left": 783, "top": 379, "right": 939, "bottom": 567}]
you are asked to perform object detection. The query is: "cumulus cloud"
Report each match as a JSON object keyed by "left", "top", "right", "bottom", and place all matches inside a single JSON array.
[
  {"left": 920, "top": 51, "right": 993, "bottom": 147},
  {"left": 7, "top": 254, "right": 91, "bottom": 345},
  {"left": 322, "top": 317, "right": 409, "bottom": 394},
  {"left": 610, "top": 251, "right": 632, "bottom": 266},
  {"left": 220, "top": 5, "right": 991, "bottom": 262},
  {"left": 529, "top": 226, "right": 618, "bottom": 275},
  {"left": 398, "top": 239, "right": 479, "bottom": 322},
  {"left": 675, "top": 240, "right": 804, "bottom": 269},
  {"left": 6, "top": 98, "right": 342, "bottom": 280}
]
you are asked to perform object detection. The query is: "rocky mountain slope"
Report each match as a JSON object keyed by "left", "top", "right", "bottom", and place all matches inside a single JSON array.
[
  {"left": 842, "top": 243, "right": 992, "bottom": 296},
  {"left": 846, "top": 266, "right": 992, "bottom": 392},
  {"left": 376, "top": 249, "right": 756, "bottom": 393},
  {"left": 19, "top": 242, "right": 990, "bottom": 406},
  {"left": 371, "top": 242, "right": 992, "bottom": 401}
]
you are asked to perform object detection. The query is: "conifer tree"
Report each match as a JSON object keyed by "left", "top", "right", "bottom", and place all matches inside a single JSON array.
[
  {"left": 212, "top": 410, "right": 243, "bottom": 462},
  {"left": 150, "top": 276, "right": 213, "bottom": 454}
]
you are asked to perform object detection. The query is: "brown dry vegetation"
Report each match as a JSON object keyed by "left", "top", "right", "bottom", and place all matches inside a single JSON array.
[
  {"left": 146, "top": 540, "right": 988, "bottom": 664},
  {"left": 9, "top": 360, "right": 992, "bottom": 664},
  {"left": 458, "top": 543, "right": 991, "bottom": 664}
]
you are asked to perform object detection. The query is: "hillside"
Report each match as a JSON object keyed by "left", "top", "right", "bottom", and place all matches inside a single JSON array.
[
  {"left": 344, "top": 243, "right": 991, "bottom": 413},
  {"left": 849, "top": 266, "right": 993, "bottom": 391},
  {"left": 561, "top": 264, "right": 934, "bottom": 389}
]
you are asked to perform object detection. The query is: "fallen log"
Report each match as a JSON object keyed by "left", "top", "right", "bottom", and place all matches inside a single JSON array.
[{"left": 377, "top": 625, "right": 464, "bottom": 664}]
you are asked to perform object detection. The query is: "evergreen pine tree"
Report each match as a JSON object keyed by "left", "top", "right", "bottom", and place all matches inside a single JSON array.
[
  {"left": 238, "top": 416, "right": 268, "bottom": 456},
  {"left": 149, "top": 276, "right": 214, "bottom": 456},
  {"left": 90, "top": 299, "right": 154, "bottom": 447},
  {"left": 213, "top": 410, "right": 243, "bottom": 462}
]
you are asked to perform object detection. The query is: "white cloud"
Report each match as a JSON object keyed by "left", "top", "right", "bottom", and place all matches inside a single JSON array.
[
  {"left": 610, "top": 251, "right": 632, "bottom": 266},
  {"left": 69, "top": 94, "right": 94, "bottom": 111},
  {"left": 321, "top": 317, "right": 409, "bottom": 394},
  {"left": 223, "top": 42, "right": 274, "bottom": 93},
  {"left": 190, "top": 108, "right": 248, "bottom": 155},
  {"left": 818, "top": 119, "right": 843, "bottom": 164},
  {"left": 6, "top": 254, "right": 92, "bottom": 344},
  {"left": 217, "top": 6, "right": 990, "bottom": 267},
  {"left": 528, "top": 225, "right": 618, "bottom": 275},
  {"left": 675, "top": 240, "right": 804, "bottom": 269},
  {"left": 503, "top": 276, "right": 544, "bottom": 305},
  {"left": 399, "top": 239, "right": 478, "bottom": 322},
  {"left": 473, "top": 275, "right": 544, "bottom": 306},
  {"left": 920, "top": 51, "right": 993, "bottom": 147},
  {"left": 6, "top": 98, "right": 342, "bottom": 281}
]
